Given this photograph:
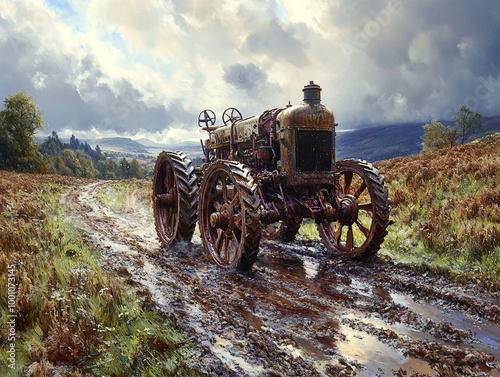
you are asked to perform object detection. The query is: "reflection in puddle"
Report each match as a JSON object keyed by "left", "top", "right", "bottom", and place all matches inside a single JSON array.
[
  {"left": 391, "top": 292, "right": 500, "bottom": 359},
  {"left": 338, "top": 319, "right": 436, "bottom": 376},
  {"left": 302, "top": 255, "right": 320, "bottom": 279}
]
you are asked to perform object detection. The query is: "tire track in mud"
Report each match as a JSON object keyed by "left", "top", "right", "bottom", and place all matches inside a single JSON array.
[{"left": 66, "top": 181, "right": 500, "bottom": 377}]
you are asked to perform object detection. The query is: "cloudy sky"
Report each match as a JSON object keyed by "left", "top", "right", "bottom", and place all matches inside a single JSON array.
[{"left": 1, "top": 0, "right": 499, "bottom": 143}]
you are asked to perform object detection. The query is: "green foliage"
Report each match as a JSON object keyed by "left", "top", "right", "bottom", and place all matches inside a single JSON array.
[
  {"left": 96, "top": 158, "right": 119, "bottom": 179},
  {"left": 37, "top": 131, "right": 144, "bottom": 180},
  {"left": 59, "top": 150, "right": 99, "bottom": 178},
  {"left": 0, "top": 91, "right": 44, "bottom": 171},
  {"left": 421, "top": 120, "right": 458, "bottom": 152},
  {"left": 118, "top": 157, "right": 144, "bottom": 179},
  {"left": 452, "top": 104, "right": 483, "bottom": 144},
  {"left": 39, "top": 131, "right": 65, "bottom": 156},
  {"left": 0, "top": 92, "right": 148, "bottom": 180},
  {"left": 421, "top": 105, "right": 483, "bottom": 152}
]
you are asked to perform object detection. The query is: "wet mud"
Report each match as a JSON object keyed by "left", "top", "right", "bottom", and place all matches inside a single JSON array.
[{"left": 66, "top": 181, "right": 500, "bottom": 376}]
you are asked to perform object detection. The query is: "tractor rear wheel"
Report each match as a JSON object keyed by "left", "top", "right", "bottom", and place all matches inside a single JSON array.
[
  {"left": 317, "top": 159, "right": 390, "bottom": 259},
  {"left": 152, "top": 151, "right": 198, "bottom": 247},
  {"left": 198, "top": 161, "right": 261, "bottom": 270}
]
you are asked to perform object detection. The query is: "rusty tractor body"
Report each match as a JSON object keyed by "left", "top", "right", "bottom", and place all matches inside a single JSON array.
[{"left": 152, "top": 82, "right": 391, "bottom": 270}]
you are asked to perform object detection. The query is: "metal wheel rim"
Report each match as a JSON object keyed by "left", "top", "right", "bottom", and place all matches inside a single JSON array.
[
  {"left": 153, "top": 159, "right": 179, "bottom": 244},
  {"left": 320, "top": 169, "right": 376, "bottom": 255},
  {"left": 200, "top": 165, "right": 245, "bottom": 267}
]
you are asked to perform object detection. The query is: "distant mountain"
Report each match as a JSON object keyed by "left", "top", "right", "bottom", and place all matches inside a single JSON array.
[
  {"left": 91, "top": 137, "right": 149, "bottom": 154},
  {"left": 136, "top": 139, "right": 202, "bottom": 152},
  {"left": 336, "top": 122, "right": 424, "bottom": 162},
  {"left": 336, "top": 116, "right": 500, "bottom": 162},
  {"left": 134, "top": 138, "right": 170, "bottom": 148}
]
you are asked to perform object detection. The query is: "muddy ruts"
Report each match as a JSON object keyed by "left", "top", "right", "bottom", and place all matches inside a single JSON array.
[
  {"left": 152, "top": 151, "right": 198, "bottom": 246},
  {"left": 198, "top": 160, "right": 261, "bottom": 270}
]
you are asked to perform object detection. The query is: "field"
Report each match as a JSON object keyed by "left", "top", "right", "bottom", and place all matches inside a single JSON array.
[{"left": 0, "top": 134, "right": 499, "bottom": 376}]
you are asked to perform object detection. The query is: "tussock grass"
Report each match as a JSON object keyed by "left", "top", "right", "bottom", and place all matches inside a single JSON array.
[
  {"left": 0, "top": 172, "right": 196, "bottom": 376},
  {"left": 377, "top": 133, "right": 500, "bottom": 290}
]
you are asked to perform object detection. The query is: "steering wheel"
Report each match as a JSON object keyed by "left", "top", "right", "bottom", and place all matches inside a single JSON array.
[
  {"left": 198, "top": 110, "right": 216, "bottom": 128},
  {"left": 222, "top": 107, "right": 242, "bottom": 125}
]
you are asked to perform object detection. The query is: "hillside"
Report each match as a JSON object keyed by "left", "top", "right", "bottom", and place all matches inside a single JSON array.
[{"left": 377, "top": 132, "right": 500, "bottom": 287}]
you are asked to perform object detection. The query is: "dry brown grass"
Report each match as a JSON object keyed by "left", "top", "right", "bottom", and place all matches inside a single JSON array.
[{"left": 378, "top": 134, "right": 500, "bottom": 289}]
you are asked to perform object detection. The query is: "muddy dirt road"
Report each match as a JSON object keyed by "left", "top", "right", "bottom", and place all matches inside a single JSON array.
[{"left": 66, "top": 181, "right": 500, "bottom": 376}]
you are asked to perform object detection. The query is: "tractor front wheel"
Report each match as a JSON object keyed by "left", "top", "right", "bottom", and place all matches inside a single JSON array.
[{"left": 317, "top": 159, "right": 391, "bottom": 259}]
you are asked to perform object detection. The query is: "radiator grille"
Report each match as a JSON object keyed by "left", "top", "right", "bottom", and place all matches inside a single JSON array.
[{"left": 295, "top": 130, "right": 333, "bottom": 172}]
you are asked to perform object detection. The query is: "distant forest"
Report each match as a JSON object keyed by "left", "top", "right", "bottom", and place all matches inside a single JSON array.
[{"left": 38, "top": 131, "right": 145, "bottom": 180}]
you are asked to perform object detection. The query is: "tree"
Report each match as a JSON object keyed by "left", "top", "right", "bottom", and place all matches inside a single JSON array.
[
  {"left": 119, "top": 157, "right": 130, "bottom": 179},
  {"left": 59, "top": 150, "right": 98, "bottom": 178},
  {"left": 39, "top": 131, "right": 65, "bottom": 156},
  {"left": 421, "top": 120, "right": 458, "bottom": 152},
  {"left": 94, "top": 145, "right": 103, "bottom": 162},
  {"left": 128, "top": 158, "right": 144, "bottom": 179},
  {"left": 452, "top": 104, "right": 483, "bottom": 144},
  {"left": 96, "top": 158, "right": 118, "bottom": 179},
  {"left": 70, "top": 134, "right": 79, "bottom": 150},
  {"left": 0, "top": 91, "right": 44, "bottom": 171}
]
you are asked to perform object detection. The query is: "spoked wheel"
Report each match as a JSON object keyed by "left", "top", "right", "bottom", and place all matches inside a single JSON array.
[
  {"left": 317, "top": 159, "right": 390, "bottom": 259},
  {"left": 152, "top": 151, "right": 198, "bottom": 247},
  {"left": 198, "top": 161, "right": 261, "bottom": 270},
  {"left": 262, "top": 217, "right": 302, "bottom": 242}
]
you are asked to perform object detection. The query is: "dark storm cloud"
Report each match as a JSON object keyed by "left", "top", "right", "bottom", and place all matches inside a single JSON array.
[
  {"left": 329, "top": 0, "right": 500, "bottom": 124},
  {"left": 223, "top": 63, "right": 267, "bottom": 90}
]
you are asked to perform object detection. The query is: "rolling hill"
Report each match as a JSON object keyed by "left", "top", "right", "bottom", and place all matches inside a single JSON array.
[{"left": 38, "top": 115, "right": 500, "bottom": 163}]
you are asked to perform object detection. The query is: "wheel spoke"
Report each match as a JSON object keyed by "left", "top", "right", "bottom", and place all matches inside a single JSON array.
[
  {"left": 358, "top": 202, "right": 373, "bottom": 212},
  {"left": 213, "top": 200, "right": 222, "bottom": 211},
  {"left": 221, "top": 178, "right": 228, "bottom": 202},
  {"left": 353, "top": 181, "right": 367, "bottom": 199},
  {"left": 346, "top": 226, "right": 354, "bottom": 250},
  {"left": 343, "top": 172, "right": 353, "bottom": 194},
  {"left": 229, "top": 190, "right": 240, "bottom": 208},
  {"left": 355, "top": 219, "right": 370, "bottom": 237},
  {"left": 215, "top": 230, "right": 225, "bottom": 256},
  {"left": 233, "top": 213, "right": 242, "bottom": 230},
  {"left": 227, "top": 233, "right": 238, "bottom": 263}
]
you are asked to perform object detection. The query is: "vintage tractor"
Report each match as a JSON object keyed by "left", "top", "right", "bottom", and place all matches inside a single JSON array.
[{"left": 152, "top": 81, "right": 391, "bottom": 270}]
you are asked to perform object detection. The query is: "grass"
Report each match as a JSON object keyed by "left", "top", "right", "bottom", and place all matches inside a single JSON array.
[
  {"left": 0, "top": 172, "right": 196, "bottom": 376},
  {"left": 377, "top": 133, "right": 500, "bottom": 290}
]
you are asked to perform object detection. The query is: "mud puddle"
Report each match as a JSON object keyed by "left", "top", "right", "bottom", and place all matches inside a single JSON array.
[{"left": 66, "top": 181, "right": 500, "bottom": 376}]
